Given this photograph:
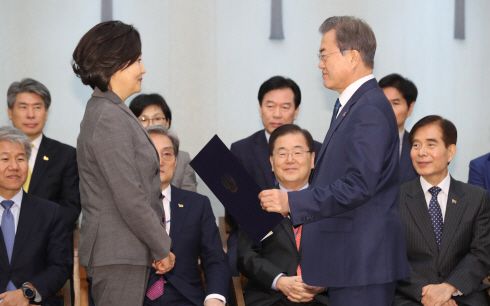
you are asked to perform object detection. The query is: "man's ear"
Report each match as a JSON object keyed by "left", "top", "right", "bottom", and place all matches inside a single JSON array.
[
  {"left": 349, "top": 50, "right": 361, "bottom": 68},
  {"left": 448, "top": 144, "right": 456, "bottom": 163},
  {"left": 407, "top": 102, "right": 415, "bottom": 118},
  {"left": 270, "top": 155, "right": 274, "bottom": 172},
  {"left": 310, "top": 152, "right": 315, "bottom": 169}
]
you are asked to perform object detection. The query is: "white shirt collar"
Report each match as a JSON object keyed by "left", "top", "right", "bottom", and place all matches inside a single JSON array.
[
  {"left": 279, "top": 183, "right": 309, "bottom": 192},
  {"left": 420, "top": 173, "right": 451, "bottom": 196},
  {"left": 338, "top": 74, "right": 374, "bottom": 107},
  {"left": 30, "top": 134, "right": 43, "bottom": 150},
  {"left": 162, "top": 184, "right": 171, "bottom": 202},
  {"left": 265, "top": 130, "right": 271, "bottom": 143},
  {"left": 0, "top": 189, "right": 23, "bottom": 209}
]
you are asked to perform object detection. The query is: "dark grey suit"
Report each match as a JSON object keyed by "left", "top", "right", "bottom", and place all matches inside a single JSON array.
[
  {"left": 77, "top": 88, "right": 171, "bottom": 305},
  {"left": 394, "top": 177, "right": 490, "bottom": 306}
]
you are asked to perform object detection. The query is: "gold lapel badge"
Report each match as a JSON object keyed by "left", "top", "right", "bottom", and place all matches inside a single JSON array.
[
  {"left": 343, "top": 112, "right": 346, "bottom": 117},
  {"left": 178, "top": 204, "right": 184, "bottom": 207},
  {"left": 452, "top": 199, "right": 457, "bottom": 203},
  {"left": 43, "top": 156, "right": 49, "bottom": 161}
]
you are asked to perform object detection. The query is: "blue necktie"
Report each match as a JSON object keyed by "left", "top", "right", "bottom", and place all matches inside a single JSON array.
[
  {"left": 330, "top": 99, "right": 341, "bottom": 128},
  {"left": 1, "top": 200, "right": 17, "bottom": 291},
  {"left": 428, "top": 187, "right": 444, "bottom": 248}
]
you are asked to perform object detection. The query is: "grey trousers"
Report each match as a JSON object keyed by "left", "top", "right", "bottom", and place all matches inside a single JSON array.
[{"left": 86, "top": 264, "right": 150, "bottom": 306}]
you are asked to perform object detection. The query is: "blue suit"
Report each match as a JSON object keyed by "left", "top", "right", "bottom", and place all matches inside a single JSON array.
[
  {"left": 144, "top": 186, "right": 230, "bottom": 306},
  {"left": 400, "top": 130, "right": 418, "bottom": 185},
  {"left": 288, "top": 79, "right": 410, "bottom": 304},
  {"left": 468, "top": 152, "right": 490, "bottom": 196}
]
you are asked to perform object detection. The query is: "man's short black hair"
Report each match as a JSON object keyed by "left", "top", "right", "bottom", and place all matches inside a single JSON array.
[
  {"left": 378, "top": 73, "right": 418, "bottom": 107},
  {"left": 258, "top": 76, "right": 301, "bottom": 108},
  {"left": 409, "top": 115, "right": 457, "bottom": 148},
  {"left": 268, "top": 124, "right": 314, "bottom": 155}
]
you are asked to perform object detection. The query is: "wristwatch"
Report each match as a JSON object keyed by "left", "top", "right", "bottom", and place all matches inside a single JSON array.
[{"left": 21, "top": 282, "right": 35, "bottom": 302}]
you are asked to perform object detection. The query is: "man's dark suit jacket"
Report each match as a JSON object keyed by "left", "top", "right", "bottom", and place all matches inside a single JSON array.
[
  {"left": 400, "top": 130, "right": 418, "bottom": 185},
  {"left": 0, "top": 193, "right": 71, "bottom": 305},
  {"left": 238, "top": 217, "right": 329, "bottom": 306},
  {"left": 395, "top": 177, "right": 490, "bottom": 306},
  {"left": 288, "top": 79, "right": 410, "bottom": 287},
  {"left": 145, "top": 186, "right": 230, "bottom": 306},
  {"left": 230, "top": 129, "right": 322, "bottom": 191},
  {"left": 29, "top": 135, "right": 81, "bottom": 231},
  {"left": 468, "top": 152, "right": 490, "bottom": 196}
]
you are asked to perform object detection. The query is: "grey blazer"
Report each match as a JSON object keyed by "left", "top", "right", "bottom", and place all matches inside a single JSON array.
[
  {"left": 395, "top": 177, "right": 490, "bottom": 306},
  {"left": 77, "top": 88, "right": 171, "bottom": 268},
  {"left": 170, "top": 150, "right": 197, "bottom": 192}
]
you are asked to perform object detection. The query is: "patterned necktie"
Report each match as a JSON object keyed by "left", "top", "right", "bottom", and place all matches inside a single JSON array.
[
  {"left": 2, "top": 200, "right": 17, "bottom": 291},
  {"left": 330, "top": 99, "right": 341, "bottom": 128},
  {"left": 293, "top": 225, "right": 303, "bottom": 275},
  {"left": 428, "top": 186, "right": 444, "bottom": 248},
  {"left": 146, "top": 195, "right": 166, "bottom": 300}
]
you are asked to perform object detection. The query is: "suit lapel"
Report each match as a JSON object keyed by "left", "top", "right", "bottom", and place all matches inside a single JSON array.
[
  {"left": 280, "top": 218, "right": 297, "bottom": 249},
  {"left": 0, "top": 227, "right": 9, "bottom": 268},
  {"left": 315, "top": 79, "right": 378, "bottom": 165},
  {"left": 10, "top": 192, "right": 37, "bottom": 267},
  {"left": 438, "top": 178, "right": 466, "bottom": 261},
  {"left": 254, "top": 131, "right": 275, "bottom": 189},
  {"left": 406, "top": 180, "right": 439, "bottom": 255},
  {"left": 168, "top": 186, "right": 189, "bottom": 247},
  {"left": 28, "top": 135, "right": 51, "bottom": 193}
]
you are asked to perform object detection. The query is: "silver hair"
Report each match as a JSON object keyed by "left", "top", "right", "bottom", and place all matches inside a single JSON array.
[
  {"left": 319, "top": 16, "right": 376, "bottom": 69},
  {"left": 0, "top": 126, "right": 32, "bottom": 160},
  {"left": 145, "top": 125, "right": 180, "bottom": 157},
  {"left": 7, "top": 78, "right": 51, "bottom": 109}
]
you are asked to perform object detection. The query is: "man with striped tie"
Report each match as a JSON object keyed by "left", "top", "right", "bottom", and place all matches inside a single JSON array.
[
  {"left": 395, "top": 116, "right": 490, "bottom": 306},
  {"left": 0, "top": 126, "right": 71, "bottom": 306},
  {"left": 238, "top": 124, "right": 329, "bottom": 306}
]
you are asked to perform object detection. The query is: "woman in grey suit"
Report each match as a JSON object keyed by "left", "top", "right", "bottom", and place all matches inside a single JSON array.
[
  {"left": 129, "top": 93, "right": 198, "bottom": 192},
  {"left": 72, "top": 21, "right": 174, "bottom": 306}
]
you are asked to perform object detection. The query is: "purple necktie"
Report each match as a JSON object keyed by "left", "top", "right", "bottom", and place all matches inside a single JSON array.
[
  {"left": 2, "top": 200, "right": 17, "bottom": 291},
  {"left": 146, "top": 195, "right": 166, "bottom": 300}
]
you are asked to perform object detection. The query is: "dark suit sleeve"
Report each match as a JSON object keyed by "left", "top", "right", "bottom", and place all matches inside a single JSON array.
[
  {"left": 29, "top": 204, "right": 71, "bottom": 301},
  {"left": 199, "top": 196, "right": 230, "bottom": 299},
  {"left": 237, "top": 226, "right": 285, "bottom": 289},
  {"left": 444, "top": 192, "right": 490, "bottom": 294},
  {"left": 59, "top": 146, "right": 81, "bottom": 230},
  {"left": 289, "top": 104, "right": 395, "bottom": 224},
  {"left": 468, "top": 159, "right": 486, "bottom": 189}
]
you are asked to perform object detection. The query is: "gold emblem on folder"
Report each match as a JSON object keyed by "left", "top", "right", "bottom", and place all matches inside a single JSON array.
[{"left": 221, "top": 173, "right": 238, "bottom": 193}]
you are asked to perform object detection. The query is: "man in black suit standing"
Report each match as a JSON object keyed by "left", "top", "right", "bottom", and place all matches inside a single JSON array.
[
  {"left": 379, "top": 73, "right": 418, "bottom": 184},
  {"left": 0, "top": 126, "right": 71, "bottom": 306},
  {"left": 395, "top": 115, "right": 490, "bottom": 306},
  {"left": 228, "top": 76, "right": 322, "bottom": 275},
  {"left": 238, "top": 124, "right": 329, "bottom": 306},
  {"left": 7, "top": 78, "right": 80, "bottom": 231}
]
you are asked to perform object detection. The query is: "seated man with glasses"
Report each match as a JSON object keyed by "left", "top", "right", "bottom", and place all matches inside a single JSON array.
[
  {"left": 237, "top": 124, "right": 329, "bottom": 306},
  {"left": 143, "top": 125, "right": 230, "bottom": 306},
  {"left": 129, "top": 93, "right": 198, "bottom": 192}
]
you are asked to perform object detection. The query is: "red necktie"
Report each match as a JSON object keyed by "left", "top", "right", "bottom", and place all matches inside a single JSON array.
[
  {"left": 146, "top": 195, "right": 167, "bottom": 300},
  {"left": 293, "top": 225, "right": 303, "bottom": 275}
]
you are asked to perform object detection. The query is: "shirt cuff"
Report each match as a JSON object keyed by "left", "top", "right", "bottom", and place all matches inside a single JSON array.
[
  {"left": 272, "top": 273, "right": 286, "bottom": 290},
  {"left": 452, "top": 290, "right": 463, "bottom": 296},
  {"left": 34, "top": 290, "right": 42, "bottom": 303},
  {"left": 204, "top": 294, "right": 226, "bottom": 305}
]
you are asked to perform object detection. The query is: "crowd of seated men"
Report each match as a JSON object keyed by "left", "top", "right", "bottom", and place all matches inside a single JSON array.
[{"left": 1, "top": 74, "right": 490, "bottom": 306}]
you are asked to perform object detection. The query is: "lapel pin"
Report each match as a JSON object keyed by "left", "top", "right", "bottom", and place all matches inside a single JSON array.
[
  {"left": 343, "top": 112, "right": 346, "bottom": 117},
  {"left": 452, "top": 199, "right": 457, "bottom": 204},
  {"left": 178, "top": 204, "right": 184, "bottom": 207},
  {"left": 43, "top": 156, "right": 49, "bottom": 161}
]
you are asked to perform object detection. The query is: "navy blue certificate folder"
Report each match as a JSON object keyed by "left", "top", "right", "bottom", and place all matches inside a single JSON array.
[{"left": 190, "top": 135, "right": 283, "bottom": 244}]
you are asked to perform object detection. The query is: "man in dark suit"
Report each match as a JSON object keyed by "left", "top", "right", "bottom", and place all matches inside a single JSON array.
[
  {"left": 468, "top": 152, "right": 490, "bottom": 196},
  {"left": 395, "top": 115, "right": 490, "bottom": 306},
  {"left": 229, "top": 76, "right": 322, "bottom": 276},
  {"left": 238, "top": 124, "right": 329, "bottom": 306},
  {"left": 0, "top": 126, "right": 71, "bottom": 306},
  {"left": 379, "top": 73, "right": 419, "bottom": 184},
  {"left": 7, "top": 78, "right": 80, "bottom": 231},
  {"left": 144, "top": 125, "right": 230, "bottom": 306},
  {"left": 260, "top": 17, "right": 409, "bottom": 306}
]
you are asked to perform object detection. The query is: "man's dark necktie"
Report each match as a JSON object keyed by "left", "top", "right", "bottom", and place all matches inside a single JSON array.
[
  {"left": 2, "top": 200, "right": 17, "bottom": 291},
  {"left": 428, "top": 186, "right": 444, "bottom": 248},
  {"left": 330, "top": 99, "right": 341, "bottom": 128}
]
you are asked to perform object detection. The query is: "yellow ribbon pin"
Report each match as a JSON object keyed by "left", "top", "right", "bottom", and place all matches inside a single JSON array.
[{"left": 43, "top": 156, "right": 49, "bottom": 161}]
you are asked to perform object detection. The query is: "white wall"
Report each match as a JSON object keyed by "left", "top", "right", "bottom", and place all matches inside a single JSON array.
[{"left": 1, "top": 1, "right": 489, "bottom": 217}]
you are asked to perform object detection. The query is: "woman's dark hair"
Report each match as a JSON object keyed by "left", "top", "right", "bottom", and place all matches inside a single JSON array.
[
  {"left": 129, "top": 94, "right": 172, "bottom": 128},
  {"left": 72, "top": 21, "right": 142, "bottom": 92}
]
